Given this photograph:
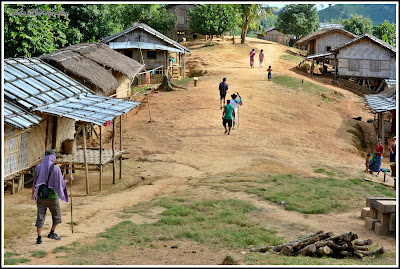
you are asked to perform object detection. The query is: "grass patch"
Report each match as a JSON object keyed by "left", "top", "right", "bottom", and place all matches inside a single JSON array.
[
  {"left": 244, "top": 174, "right": 395, "bottom": 214},
  {"left": 3, "top": 207, "right": 35, "bottom": 246},
  {"left": 280, "top": 54, "right": 304, "bottom": 63},
  {"left": 4, "top": 257, "right": 31, "bottom": 265},
  {"left": 244, "top": 250, "right": 396, "bottom": 265},
  {"left": 65, "top": 198, "right": 284, "bottom": 264},
  {"left": 53, "top": 246, "right": 70, "bottom": 253},
  {"left": 31, "top": 250, "right": 47, "bottom": 258},
  {"left": 204, "top": 42, "right": 215, "bottom": 47},
  {"left": 273, "top": 75, "right": 328, "bottom": 95},
  {"left": 314, "top": 168, "right": 336, "bottom": 177},
  {"left": 173, "top": 77, "right": 192, "bottom": 85},
  {"left": 4, "top": 252, "right": 21, "bottom": 258}
]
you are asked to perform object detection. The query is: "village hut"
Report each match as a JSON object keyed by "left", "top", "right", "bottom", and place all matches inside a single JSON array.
[
  {"left": 364, "top": 86, "right": 396, "bottom": 148},
  {"left": 40, "top": 43, "right": 145, "bottom": 98},
  {"left": 257, "top": 27, "right": 296, "bottom": 46},
  {"left": 330, "top": 34, "right": 396, "bottom": 91},
  {"left": 160, "top": 4, "right": 203, "bottom": 42},
  {"left": 4, "top": 57, "right": 140, "bottom": 194},
  {"left": 295, "top": 28, "right": 358, "bottom": 56},
  {"left": 101, "top": 23, "right": 190, "bottom": 83}
]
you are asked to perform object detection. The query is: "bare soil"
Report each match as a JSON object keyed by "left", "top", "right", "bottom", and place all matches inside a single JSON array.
[{"left": 3, "top": 36, "right": 396, "bottom": 265}]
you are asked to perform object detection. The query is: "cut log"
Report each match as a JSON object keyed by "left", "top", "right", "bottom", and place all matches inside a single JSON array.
[
  {"left": 280, "top": 245, "right": 294, "bottom": 256},
  {"left": 298, "top": 243, "right": 317, "bottom": 256},
  {"left": 328, "top": 241, "right": 347, "bottom": 250},
  {"left": 336, "top": 250, "right": 350, "bottom": 257},
  {"left": 350, "top": 245, "right": 369, "bottom": 251},
  {"left": 353, "top": 252, "right": 364, "bottom": 259},
  {"left": 340, "top": 232, "right": 354, "bottom": 242},
  {"left": 316, "top": 246, "right": 332, "bottom": 256},
  {"left": 285, "top": 230, "right": 324, "bottom": 245},
  {"left": 249, "top": 246, "right": 273, "bottom": 253},
  {"left": 354, "top": 239, "right": 373, "bottom": 246},
  {"left": 355, "top": 246, "right": 385, "bottom": 257}
]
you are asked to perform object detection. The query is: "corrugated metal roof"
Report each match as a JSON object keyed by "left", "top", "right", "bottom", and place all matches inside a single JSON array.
[
  {"left": 4, "top": 58, "right": 141, "bottom": 126},
  {"left": 4, "top": 101, "right": 42, "bottom": 130},
  {"left": 102, "top": 23, "right": 190, "bottom": 53},
  {"left": 364, "top": 87, "right": 396, "bottom": 113},
  {"left": 306, "top": 52, "right": 335, "bottom": 59},
  {"left": 108, "top": 41, "right": 184, "bottom": 53}
]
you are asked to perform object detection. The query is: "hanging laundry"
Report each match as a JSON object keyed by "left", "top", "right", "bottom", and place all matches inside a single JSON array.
[{"left": 145, "top": 71, "right": 150, "bottom": 84}]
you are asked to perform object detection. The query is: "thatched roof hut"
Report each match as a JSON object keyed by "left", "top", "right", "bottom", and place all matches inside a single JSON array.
[{"left": 40, "top": 43, "right": 145, "bottom": 96}]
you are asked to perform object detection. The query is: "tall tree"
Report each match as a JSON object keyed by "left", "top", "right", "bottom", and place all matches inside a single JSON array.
[
  {"left": 188, "top": 4, "right": 237, "bottom": 39},
  {"left": 341, "top": 14, "right": 373, "bottom": 35},
  {"left": 275, "top": 4, "right": 319, "bottom": 39},
  {"left": 4, "top": 4, "right": 69, "bottom": 58},
  {"left": 373, "top": 20, "right": 396, "bottom": 47},
  {"left": 238, "top": 4, "right": 276, "bottom": 43}
]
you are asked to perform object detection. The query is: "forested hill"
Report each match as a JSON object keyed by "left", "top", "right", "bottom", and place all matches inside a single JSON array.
[{"left": 318, "top": 4, "right": 396, "bottom": 25}]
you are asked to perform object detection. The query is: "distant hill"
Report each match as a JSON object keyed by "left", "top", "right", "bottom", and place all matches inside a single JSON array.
[{"left": 318, "top": 4, "right": 396, "bottom": 26}]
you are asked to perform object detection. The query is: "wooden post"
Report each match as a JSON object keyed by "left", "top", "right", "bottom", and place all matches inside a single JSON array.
[
  {"left": 183, "top": 52, "right": 186, "bottom": 79},
  {"left": 11, "top": 178, "right": 15, "bottom": 194},
  {"left": 146, "top": 93, "right": 152, "bottom": 122},
  {"left": 119, "top": 115, "right": 122, "bottom": 179},
  {"left": 334, "top": 53, "right": 337, "bottom": 80},
  {"left": 381, "top": 112, "right": 385, "bottom": 142},
  {"left": 19, "top": 173, "right": 24, "bottom": 192},
  {"left": 69, "top": 158, "right": 73, "bottom": 233},
  {"left": 112, "top": 118, "right": 116, "bottom": 184},
  {"left": 82, "top": 122, "right": 89, "bottom": 194},
  {"left": 99, "top": 125, "right": 102, "bottom": 191}
]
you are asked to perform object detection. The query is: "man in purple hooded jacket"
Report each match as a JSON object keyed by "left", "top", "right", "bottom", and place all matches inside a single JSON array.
[{"left": 31, "top": 149, "right": 73, "bottom": 244}]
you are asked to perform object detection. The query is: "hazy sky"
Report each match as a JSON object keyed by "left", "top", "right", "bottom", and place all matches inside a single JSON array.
[{"left": 269, "top": 3, "right": 334, "bottom": 10}]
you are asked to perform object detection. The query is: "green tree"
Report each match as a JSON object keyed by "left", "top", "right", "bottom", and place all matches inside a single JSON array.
[
  {"left": 341, "top": 14, "right": 373, "bottom": 35},
  {"left": 120, "top": 4, "right": 176, "bottom": 32},
  {"left": 275, "top": 4, "right": 319, "bottom": 39},
  {"left": 188, "top": 4, "right": 237, "bottom": 39},
  {"left": 373, "top": 20, "right": 396, "bottom": 47},
  {"left": 63, "top": 4, "right": 123, "bottom": 43},
  {"left": 238, "top": 4, "right": 276, "bottom": 43},
  {"left": 4, "top": 4, "right": 69, "bottom": 58}
]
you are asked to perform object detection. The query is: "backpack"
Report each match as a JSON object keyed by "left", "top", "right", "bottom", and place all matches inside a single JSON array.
[
  {"left": 219, "top": 82, "right": 227, "bottom": 92},
  {"left": 38, "top": 164, "right": 55, "bottom": 199}
]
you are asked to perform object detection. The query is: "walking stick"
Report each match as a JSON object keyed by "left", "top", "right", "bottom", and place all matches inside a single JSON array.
[
  {"left": 146, "top": 93, "right": 152, "bottom": 122},
  {"left": 237, "top": 105, "right": 239, "bottom": 128},
  {"left": 69, "top": 158, "right": 73, "bottom": 233}
]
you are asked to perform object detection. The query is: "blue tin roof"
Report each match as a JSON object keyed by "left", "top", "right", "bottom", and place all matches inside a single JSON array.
[
  {"left": 4, "top": 58, "right": 141, "bottom": 128},
  {"left": 108, "top": 41, "right": 184, "bottom": 53}
]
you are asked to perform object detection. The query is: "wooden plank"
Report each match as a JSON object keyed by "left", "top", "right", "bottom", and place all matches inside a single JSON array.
[
  {"left": 375, "top": 200, "right": 396, "bottom": 213},
  {"left": 366, "top": 197, "right": 396, "bottom": 208}
]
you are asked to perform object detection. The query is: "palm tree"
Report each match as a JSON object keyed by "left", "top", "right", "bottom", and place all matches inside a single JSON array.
[{"left": 238, "top": 4, "right": 276, "bottom": 43}]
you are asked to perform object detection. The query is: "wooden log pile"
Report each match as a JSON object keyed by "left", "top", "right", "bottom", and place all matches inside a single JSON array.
[{"left": 250, "top": 231, "right": 385, "bottom": 259}]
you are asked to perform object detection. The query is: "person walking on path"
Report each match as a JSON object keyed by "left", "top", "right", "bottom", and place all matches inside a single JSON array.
[
  {"left": 259, "top": 49, "right": 265, "bottom": 68},
  {"left": 222, "top": 100, "right": 235, "bottom": 135},
  {"left": 389, "top": 136, "right": 396, "bottom": 163},
  {"left": 369, "top": 138, "right": 384, "bottom": 176},
  {"left": 250, "top": 49, "right": 256, "bottom": 68},
  {"left": 267, "top": 66, "right": 272, "bottom": 81},
  {"left": 228, "top": 93, "right": 243, "bottom": 130},
  {"left": 32, "top": 149, "right": 73, "bottom": 244},
  {"left": 219, "top": 78, "right": 229, "bottom": 109}
]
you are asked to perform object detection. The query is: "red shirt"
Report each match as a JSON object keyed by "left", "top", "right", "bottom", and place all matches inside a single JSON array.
[{"left": 375, "top": 144, "right": 384, "bottom": 156}]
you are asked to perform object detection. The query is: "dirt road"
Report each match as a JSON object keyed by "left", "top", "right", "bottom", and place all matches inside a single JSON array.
[{"left": 3, "top": 36, "right": 395, "bottom": 265}]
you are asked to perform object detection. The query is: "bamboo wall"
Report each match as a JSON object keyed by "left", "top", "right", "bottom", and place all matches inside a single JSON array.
[
  {"left": 337, "top": 39, "right": 394, "bottom": 79},
  {"left": 315, "top": 32, "right": 354, "bottom": 54},
  {"left": 115, "top": 74, "right": 131, "bottom": 98},
  {"left": 4, "top": 114, "right": 75, "bottom": 179}
]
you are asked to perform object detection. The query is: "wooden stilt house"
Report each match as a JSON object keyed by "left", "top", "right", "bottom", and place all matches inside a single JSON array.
[
  {"left": 101, "top": 23, "right": 190, "bottom": 84},
  {"left": 4, "top": 57, "right": 140, "bottom": 194}
]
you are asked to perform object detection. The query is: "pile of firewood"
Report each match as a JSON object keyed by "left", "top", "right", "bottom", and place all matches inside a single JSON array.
[{"left": 250, "top": 230, "right": 385, "bottom": 259}]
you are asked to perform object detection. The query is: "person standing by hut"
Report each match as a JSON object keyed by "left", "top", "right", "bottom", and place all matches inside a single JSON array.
[
  {"left": 249, "top": 49, "right": 256, "bottom": 68},
  {"left": 259, "top": 49, "right": 265, "bottom": 68},
  {"left": 32, "top": 149, "right": 73, "bottom": 244},
  {"left": 369, "top": 139, "right": 384, "bottom": 177}
]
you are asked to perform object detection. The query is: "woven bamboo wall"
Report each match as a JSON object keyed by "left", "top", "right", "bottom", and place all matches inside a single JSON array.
[
  {"left": 55, "top": 116, "right": 75, "bottom": 151},
  {"left": 27, "top": 116, "right": 47, "bottom": 166},
  {"left": 338, "top": 39, "right": 392, "bottom": 78},
  {"left": 4, "top": 125, "right": 28, "bottom": 178},
  {"left": 115, "top": 74, "right": 131, "bottom": 98}
]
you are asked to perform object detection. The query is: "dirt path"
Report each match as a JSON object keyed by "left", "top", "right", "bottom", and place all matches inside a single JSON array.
[{"left": 4, "top": 36, "right": 395, "bottom": 265}]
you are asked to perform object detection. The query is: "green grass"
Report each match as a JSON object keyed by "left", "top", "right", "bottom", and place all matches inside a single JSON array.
[
  {"left": 65, "top": 198, "right": 284, "bottom": 264},
  {"left": 53, "top": 246, "right": 70, "bottom": 253},
  {"left": 4, "top": 257, "right": 31, "bottom": 265},
  {"left": 4, "top": 252, "right": 21, "bottom": 258},
  {"left": 244, "top": 249, "right": 396, "bottom": 265},
  {"left": 314, "top": 168, "right": 336, "bottom": 177},
  {"left": 273, "top": 75, "right": 329, "bottom": 97},
  {"left": 280, "top": 54, "right": 304, "bottom": 63},
  {"left": 204, "top": 42, "right": 215, "bottom": 47},
  {"left": 31, "top": 250, "right": 47, "bottom": 258},
  {"left": 173, "top": 77, "right": 192, "bottom": 85},
  {"left": 242, "top": 174, "right": 396, "bottom": 214}
]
